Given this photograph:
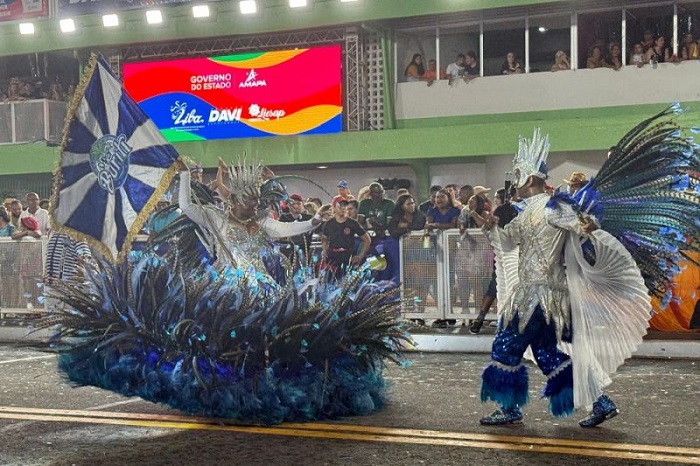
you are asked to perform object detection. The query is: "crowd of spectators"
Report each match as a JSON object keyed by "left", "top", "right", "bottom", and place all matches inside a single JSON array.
[
  {"left": 403, "top": 29, "right": 700, "bottom": 84},
  {"left": 1, "top": 76, "right": 71, "bottom": 102}
]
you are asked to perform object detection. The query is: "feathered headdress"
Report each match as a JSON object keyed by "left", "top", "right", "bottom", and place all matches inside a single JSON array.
[
  {"left": 560, "top": 104, "right": 700, "bottom": 306},
  {"left": 226, "top": 157, "right": 266, "bottom": 202},
  {"left": 512, "top": 128, "right": 550, "bottom": 188}
]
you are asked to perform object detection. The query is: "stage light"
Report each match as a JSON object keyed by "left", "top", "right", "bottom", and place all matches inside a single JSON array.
[
  {"left": 192, "top": 4, "right": 210, "bottom": 18},
  {"left": 146, "top": 9, "right": 163, "bottom": 24},
  {"left": 102, "top": 14, "right": 119, "bottom": 27},
  {"left": 59, "top": 18, "right": 76, "bottom": 33},
  {"left": 239, "top": 0, "right": 257, "bottom": 14},
  {"left": 19, "top": 22, "right": 35, "bottom": 35},
  {"left": 289, "top": 0, "right": 307, "bottom": 8},
  {"left": 538, "top": 26, "right": 548, "bottom": 33}
]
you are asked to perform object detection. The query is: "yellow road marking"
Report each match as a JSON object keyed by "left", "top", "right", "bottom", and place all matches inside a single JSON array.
[{"left": 0, "top": 407, "right": 698, "bottom": 463}]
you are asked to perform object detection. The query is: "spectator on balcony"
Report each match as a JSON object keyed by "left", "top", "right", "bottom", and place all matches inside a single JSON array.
[
  {"left": 550, "top": 50, "right": 571, "bottom": 72},
  {"left": 19, "top": 192, "right": 50, "bottom": 235},
  {"left": 645, "top": 35, "right": 672, "bottom": 64},
  {"left": 586, "top": 45, "right": 610, "bottom": 69},
  {"left": 464, "top": 51, "right": 480, "bottom": 80},
  {"left": 608, "top": 42, "right": 623, "bottom": 70},
  {"left": 629, "top": 43, "right": 646, "bottom": 67},
  {"left": 445, "top": 53, "right": 466, "bottom": 85},
  {"left": 641, "top": 29, "right": 655, "bottom": 52},
  {"left": 423, "top": 59, "right": 445, "bottom": 85},
  {"left": 8, "top": 199, "right": 24, "bottom": 229},
  {"left": 681, "top": 32, "right": 700, "bottom": 60},
  {"left": 501, "top": 52, "right": 523, "bottom": 75},
  {"left": 419, "top": 184, "right": 441, "bottom": 214},
  {"left": 0, "top": 208, "right": 14, "bottom": 237},
  {"left": 404, "top": 53, "right": 426, "bottom": 82},
  {"left": 17, "top": 80, "right": 39, "bottom": 100},
  {"left": 3, "top": 77, "right": 21, "bottom": 101},
  {"left": 48, "top": 82, "right": 65, "bottom": 101}
]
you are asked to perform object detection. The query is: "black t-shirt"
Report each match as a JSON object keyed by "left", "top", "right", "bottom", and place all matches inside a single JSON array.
[
  {"left": 493, "top": 203, "right": 518, "bottom": 228},
  {"left": 322, "top": 218, "right": 366, "bottom": 252}
]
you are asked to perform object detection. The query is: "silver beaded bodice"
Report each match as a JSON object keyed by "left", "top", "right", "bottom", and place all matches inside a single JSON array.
[{"left": 496, "top": 193, "right": 572, "bottom": 337}]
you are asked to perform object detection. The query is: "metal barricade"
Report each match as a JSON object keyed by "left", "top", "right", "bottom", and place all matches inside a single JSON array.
[
  {"left": 0, "top": 237, "right": 47, "bottom": 318},
  {"left": 399, "top": 229, "right": 496, "bottom": 324}
]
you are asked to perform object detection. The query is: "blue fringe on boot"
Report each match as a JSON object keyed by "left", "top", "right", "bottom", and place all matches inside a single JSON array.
[
  {"left": 543, "top": 363, "right": 574, "bottom": 417},
  {"left": 480, "top": 363, "right": 529, "bottom": 410}
]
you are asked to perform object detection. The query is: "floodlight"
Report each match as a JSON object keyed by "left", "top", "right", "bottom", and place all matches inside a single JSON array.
[
  {"left": 192, "top": 4, "right": 210, "bottom": 18},
  {"left": 146, "top": 10, "right": 163, "bottom": 24},
  {"left": 102, "top": 14, "right": 119, "bottom": 27},
  {"left": 19, "top": 22, "right": 35, "bottom": 35},
  {"left": 59, "top": 18, "right": 76, "bottom": 33},
  {"left": 239, "top": 0, "right": 257, "bottom": 14}
]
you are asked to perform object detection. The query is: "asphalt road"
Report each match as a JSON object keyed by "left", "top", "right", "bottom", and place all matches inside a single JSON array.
[{"left": 0, "top": 344, "right": 698, "bottom": 465}]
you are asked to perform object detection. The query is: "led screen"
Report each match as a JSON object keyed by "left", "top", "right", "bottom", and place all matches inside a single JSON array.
[{"left": 123, "top": 46, "right": 342, "bottom": 142}]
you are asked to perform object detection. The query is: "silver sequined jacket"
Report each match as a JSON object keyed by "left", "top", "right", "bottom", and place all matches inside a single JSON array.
[{"left": 486, "top": 193, "right": 582, "bottom": 338}]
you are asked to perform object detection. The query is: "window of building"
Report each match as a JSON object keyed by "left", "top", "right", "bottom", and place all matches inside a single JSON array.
[
  {"left": 483, "top": 19, "right": 525, "bottom": 76},
  {"left": 577, "top": 9, "right": 623, "bottom": 69},
  {"left": 529, "top": 15, "right": 571, "bottom": 72},
  {"left": 438, "top": 24, "right": 480, "bottom": 79},
  {"left": 678, "top": 2, "right": 700, "bottom": 59},
  {"left": 396, "top": 28, "right": 437, "bottom": 83},
  {"left": 626, "top": 4, "right": 675, "bottom": 58}
]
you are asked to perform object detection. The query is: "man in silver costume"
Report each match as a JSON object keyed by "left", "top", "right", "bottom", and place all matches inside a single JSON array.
[{"left": 475, "top": 130, "right": 649, "bottom": 427}]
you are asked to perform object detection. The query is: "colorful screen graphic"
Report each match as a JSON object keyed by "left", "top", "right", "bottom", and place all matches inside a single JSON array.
[{"left": 123, "top": 46, "right": 343, "bottom": 142}]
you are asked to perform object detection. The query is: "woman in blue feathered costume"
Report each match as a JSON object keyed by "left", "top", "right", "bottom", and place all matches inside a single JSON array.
[{"left": 39, "top": 158, "right": 409, "bottom": 425}]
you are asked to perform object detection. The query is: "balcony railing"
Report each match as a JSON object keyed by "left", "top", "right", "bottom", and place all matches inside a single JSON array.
[
  {"left": 0, "top": 99, "right": 68, "bottom": 145},
  {"left": 395, "top": 61, "right": 700, "bottom": 121}
]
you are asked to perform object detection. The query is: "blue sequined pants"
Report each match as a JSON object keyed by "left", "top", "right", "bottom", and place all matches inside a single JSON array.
[{"left": 481, "top": 305, "right": 574, "bottom": 416}]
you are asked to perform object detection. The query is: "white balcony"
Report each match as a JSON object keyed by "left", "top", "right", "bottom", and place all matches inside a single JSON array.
[
  {"left": 0, "top": 99, "right": 68, "bottom": 145},
  {"left": 395, "top": 61, "right": 700, "bottom": 121}
]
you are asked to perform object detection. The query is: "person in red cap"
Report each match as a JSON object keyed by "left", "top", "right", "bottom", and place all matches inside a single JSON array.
[{"left": 12, "top": 215, "right": 42, "bottom": 240}]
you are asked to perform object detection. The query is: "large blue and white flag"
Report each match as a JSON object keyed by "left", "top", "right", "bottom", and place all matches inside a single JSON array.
[{"left": 52, "top": 55, "right": 180, "bottom": 262}]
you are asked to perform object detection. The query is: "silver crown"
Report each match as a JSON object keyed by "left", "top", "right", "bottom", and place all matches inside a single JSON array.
[{"left": 511, "top": 128, "right": 550, "bottom": 188}]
